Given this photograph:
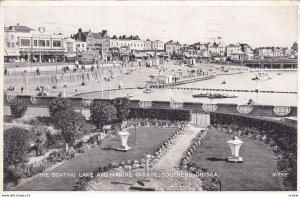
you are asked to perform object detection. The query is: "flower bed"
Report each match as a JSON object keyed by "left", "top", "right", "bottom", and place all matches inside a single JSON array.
[
  {"left": 73, "top": 125, "right": 185, "bottom": 191},
  {"left": 126, "top": 119, "right": 188, "bottom": 128},
  {"left": 179, "top": 129, "right": 221, "bottom": 191},
  {"left": 4, "top": 130, "right": 112, "bottom": 189}
]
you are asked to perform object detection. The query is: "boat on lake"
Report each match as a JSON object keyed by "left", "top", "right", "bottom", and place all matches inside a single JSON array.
[
  {"left": 193, "top": 92, "right": 238, "bottom": 99},
  {"left": 192, "top": 93, "right": 208, "bottom": 98},
  {"left": 143, "top": 88, "right": 153, "bottom": 94},
  {"left": 222, "top": 93, "right": 238, "bottom": 98},
  {"left": 256, "top": 70, "right": 269, "bottom": 80}
]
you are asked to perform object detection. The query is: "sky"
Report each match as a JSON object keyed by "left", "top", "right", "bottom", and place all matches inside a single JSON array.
[{"left": 4, "top": 5, "right": 298, "bottom": 48}]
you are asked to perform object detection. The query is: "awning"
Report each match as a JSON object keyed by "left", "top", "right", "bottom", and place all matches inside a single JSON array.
[
  {"left": 146, "top": 52, "right": 155, "bottom": 56},
  {"left": 231, "top": 52, "right": 245, "bottom": 55},
  {"left": 133, "top": 53, "right": 148, "bottom": 58},
  {"left": 20, "top": 50, "right": 65, "bottom": 56},
  {"left": 158, "top": 53, "right": 169, "bottom": 57},
  {"left": 65, "top": 53, "right": 76, "bottom": 58},
  {"left": 4, "top": 49, "right": 20, "bottom": 57},
  {"left": 120, "top": 53, "right": 130, "bottom": 56}
]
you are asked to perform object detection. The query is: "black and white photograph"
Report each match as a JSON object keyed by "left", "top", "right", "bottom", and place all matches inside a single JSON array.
[{"left": 1, "top": 1, "right": 298, "bottom": 195}]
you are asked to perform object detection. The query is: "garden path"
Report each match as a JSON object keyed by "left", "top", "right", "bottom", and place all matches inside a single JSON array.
[{"left": 153, "top": 124, "right": 203, "bottom": 170}]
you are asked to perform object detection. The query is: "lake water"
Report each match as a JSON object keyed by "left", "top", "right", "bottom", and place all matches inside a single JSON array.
[
  {"left": 179, "top": 70, "right": 297, "bottom": 92},
  {"left": 79, "top": 70, "right": 298, "bottom": 106}
]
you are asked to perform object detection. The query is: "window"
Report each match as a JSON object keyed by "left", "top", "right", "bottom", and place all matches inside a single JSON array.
[
  {"left": 46, "top": 40, "right": 50, "bottom": 47},
  {"left": 11, "top": 35, "right": 14, "bottom": 40},
  {"left": 6, "top": 42, "right": 10, "bottom": 48},
  {"left": 11, "top": 43, "right": 15, "bottom": 48},
  {"left": 77, "top": 44, "right": 80, "bottom": 48},
  {"left": 53, "top": 40, "right": 62, "bottom": 47},
  {"left": 38, "top": 40, "right": 46, "bottom": 47},
  {"left": 20, "top": 39, "right": 30, "bottom": 46},
  {"left": 82, "top": 44, "right": 84, "bottom": 47},
  {"left": 34, "top": 40, "right": 38, "bottom": 47}
]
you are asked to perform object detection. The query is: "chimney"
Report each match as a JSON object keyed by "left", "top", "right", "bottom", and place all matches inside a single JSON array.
[{"left": 17, "top": 23, "right": 20, "bottom": 26}]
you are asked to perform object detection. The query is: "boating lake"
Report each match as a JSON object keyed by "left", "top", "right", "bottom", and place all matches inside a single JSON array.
[{"left": 79, "top": 70, "right": 298, "bottom": 106}]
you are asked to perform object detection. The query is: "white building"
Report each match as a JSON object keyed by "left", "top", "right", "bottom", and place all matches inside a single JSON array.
[
  {"left": 148, "top": 74, "right": 173, "bottom": 85},
  {"left": 110, "top": 38, "right": 144, "bottom": 51},
  {"left": 4, "top": 24, "right": 66, "bottom": 63},
  {"left": 75, "top": 41, "right": 87, "bottom": 52},
  {"left": 151, "top": 40, "right": 164, "bottom": 51}
]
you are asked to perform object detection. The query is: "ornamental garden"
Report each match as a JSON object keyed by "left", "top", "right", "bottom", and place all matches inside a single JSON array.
[{"left": 3, "top": 97, "right": 297, "bottom": 191}]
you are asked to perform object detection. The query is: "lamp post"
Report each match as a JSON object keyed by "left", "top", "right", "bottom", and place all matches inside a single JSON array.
[
  {"left": 26, "top": 49, "right": 30, "bottom": 94},
  {"left": 227, "top": 135, "right": 244, "bottom": 163}
]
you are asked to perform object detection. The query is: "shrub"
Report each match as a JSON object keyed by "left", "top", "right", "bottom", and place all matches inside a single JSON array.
[
  {"left": 4, "top": 127, "right": 34, "bottom": 166},
  {"left": 53, "top": 110, "right": 86, "bottom": 146},
  {"left": 49, "top": 98, "right": 73, "bottom": 117},
  {"left": 29, "top": 116, "right": 53, "bottom": 126},
  {"left": 10, "top": 99, "right": 28, "bottom": 118},
  {"left": 47, "top": 150, "right": 74, "bottom": 163},
  {"left": 4, "top": 128, "right": 34, "bottom": 183},
  {"left": 30, "top": 124, "right": 54, "bottom": 156},
  {"left": 90, "top": 102, "right": 118, "bottom": 129},
  {"left": 112, "top": 97, "right": 131, "bottom": 122},
  {"left": 80, "top": 123, "right": 95, "bottom": 135}
]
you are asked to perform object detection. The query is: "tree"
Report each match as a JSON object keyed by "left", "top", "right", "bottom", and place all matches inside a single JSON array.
[
  {"left": 112, "top": 97, "right": 131, "bottom": 122},
  {"left": 53, "top": 110, "right": 86, "bottom": 147},
  {"left": 10, "top": 99, "right": 28, "bottom": 118},
  {"left": 49, "top": 97, "right": 73, "bottom": 117},
  {"left": 90, "top": 102, "right": 117, "bottom": 130}
]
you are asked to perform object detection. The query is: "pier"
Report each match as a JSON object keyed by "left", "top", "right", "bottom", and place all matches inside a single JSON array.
[
  {"left": 148, "top": 75, "right": 216, "bottom": 88},
  {"left": 152, "top": 86, "right": 297, "bottom": 94},
  {"left": 243, "top": 59, "right": 298, "bottom": 69}
]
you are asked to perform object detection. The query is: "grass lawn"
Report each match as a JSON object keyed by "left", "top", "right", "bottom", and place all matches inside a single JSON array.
[
  {"left": 13, "top": 127, "right": 177, "bottom": 191},
  {"left": 190, "top": 131, "right": 284, "bottom": 191}
]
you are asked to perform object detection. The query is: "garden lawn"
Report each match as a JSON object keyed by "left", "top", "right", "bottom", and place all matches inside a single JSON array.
[
  {"left": 190, "top": 131, "right": 284, "bottom": 191},
  {"left": 13, "top": 127, "right": 177, "bottom": 191}
]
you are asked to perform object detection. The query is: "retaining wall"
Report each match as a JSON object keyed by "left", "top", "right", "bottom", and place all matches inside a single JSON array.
[{"left": 3, "top": 95, "right": 297, "bottom": 119}]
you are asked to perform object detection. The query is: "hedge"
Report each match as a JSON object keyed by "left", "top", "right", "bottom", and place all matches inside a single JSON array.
[
  {"left": 112, "top": 97, "right": 131, "bottom": 122},
  {"left": 128, "top": 108, "right": 191, "bottom": 121}
]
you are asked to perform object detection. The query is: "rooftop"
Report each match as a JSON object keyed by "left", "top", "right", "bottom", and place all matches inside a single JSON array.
[{"left": 5, "top": 24, "right": 34, "bottom": 32}]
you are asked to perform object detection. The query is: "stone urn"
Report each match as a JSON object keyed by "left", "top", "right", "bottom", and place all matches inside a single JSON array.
[{"left": 115, "top": 130, "right": 131, "bottom": 151}]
